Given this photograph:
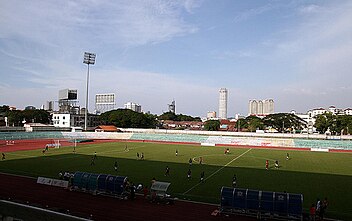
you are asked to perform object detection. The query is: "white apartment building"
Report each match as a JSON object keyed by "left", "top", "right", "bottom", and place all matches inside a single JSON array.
[
  {"left": 249, "top": 99, "right": 274, "bottom": 116},
  {"left": 345, "top": 108, "right": 352, "bottom": 115},
  {"left": 219, "top": 88, "right": 228, "bottom": 119},
  {"left": 52, "top": 113, "right": 71, "bottom": 127},
  {"left": 124, "top": 102, "right": 142, "bottom": 113}
]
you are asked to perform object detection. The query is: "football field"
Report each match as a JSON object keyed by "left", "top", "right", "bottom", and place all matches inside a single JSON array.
[{"left": 0, "top": 141, "right": 351, "bottom": 220}]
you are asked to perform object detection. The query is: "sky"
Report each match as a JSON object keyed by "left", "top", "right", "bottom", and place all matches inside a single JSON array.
[{"left": 1, "top": 0, "right": 352, "bottom": 117}]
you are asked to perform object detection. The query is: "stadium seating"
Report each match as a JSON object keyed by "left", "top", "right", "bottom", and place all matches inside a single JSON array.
[
  {"left": 72, "top": 171, "right": 127, "bottom": 198},
  {"left": 220, "top": 187, "right": 303, "bottom": 220}
]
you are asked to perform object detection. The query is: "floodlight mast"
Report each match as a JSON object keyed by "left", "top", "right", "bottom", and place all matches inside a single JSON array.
[{"left": 83, "top": 52, "right": 96, "bottom": 131}]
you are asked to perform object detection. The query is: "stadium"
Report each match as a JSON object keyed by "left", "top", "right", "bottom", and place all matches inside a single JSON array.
[{"left": 0, "top": 130, "right": 351, "bottom": 221}]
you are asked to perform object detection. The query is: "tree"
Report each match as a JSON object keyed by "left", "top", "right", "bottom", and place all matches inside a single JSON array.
[
  {"left": 246, "top": 116, "right": 264, "bottom": 132},
  {"left": 0, "top": 105, "right": 10, "bottom": 113},
  {"left": 314, "top": 112, "right": 335, "bottom": 134},
  {"left": 204, "top": 120, "right": 220, "bottom": 131},
  {"left": 235, "top": 118, "right": 248, "bottom": 131},
  {"left": 99, "top": 109, "right": 157, "bottom": 128},
  {"left": 158, "top": 111, "right": 201, "bottom": 122},
  {"left": 263, "top": 113, "right": 306, "bottom": 132}
]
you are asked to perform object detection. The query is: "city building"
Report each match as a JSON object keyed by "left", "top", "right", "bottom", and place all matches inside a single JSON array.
[
  {"left": 58, "top": 89, "right": 79, "bottom": 114},
  {"left": 345, "top": 108, "right": 352, "bottom": 115},
  {"left": 248, "top": 99, "right": 274, "bottom": 116},
  {"left": 168, "top": 100, "right": 176, "bottom": 113},
  {"left": 124, "top": 102, "right": 142, "bottom": 113},
  {"left": 219, "top": 88, "right": 228, "bottom": 119},
  {"left": 45, "top": 101, "right": 54, "bottom": 111},
  {"left": 51, "top": 89, "right": 100, "bottom": 130},
  {"left": 25, "top": 106, "right": 36, "bottom": 110},
  {"left": 52, "top": 113, "right": 99, "bottom": 129},
  {"left": 207, "top": 111, "right": 217, "bottom": 119}
]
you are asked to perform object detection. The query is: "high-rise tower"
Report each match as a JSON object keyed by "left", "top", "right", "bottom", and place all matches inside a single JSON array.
[{"left": 219, "top": 88, "right": 228, "bottom": 119}]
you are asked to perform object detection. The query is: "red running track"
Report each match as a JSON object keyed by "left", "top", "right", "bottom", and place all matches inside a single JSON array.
[{"left": 0, "top": 173, "right": 256, "bottom": 221}]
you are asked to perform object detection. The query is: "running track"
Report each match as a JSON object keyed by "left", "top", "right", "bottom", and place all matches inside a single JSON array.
[{"left": 0, "top": 173, "right": 256, "bottom": 221}]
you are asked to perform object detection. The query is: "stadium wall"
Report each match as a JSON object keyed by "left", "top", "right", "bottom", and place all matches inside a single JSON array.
[{"left": 1, "top": 130, "right": 352, "bottom": 151}]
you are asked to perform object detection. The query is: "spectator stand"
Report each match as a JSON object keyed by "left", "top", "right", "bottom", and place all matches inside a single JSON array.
[
  {"left": 149, "top": 181, "right": 174, "bottom": 204},
  {"left": 220, "top": 187, "right": 303, "bottom": 221}
]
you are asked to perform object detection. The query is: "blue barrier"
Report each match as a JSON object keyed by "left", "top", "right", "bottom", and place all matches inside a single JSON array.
[
  {"left": 246, "top": 189, "right": 260, "bottom": 213},
  {"left": 114, "top": 176, "right": 127, "bottom": 195},
  {"left": 288, "top": 193, "right": 303, "bottom": 219},
  {"left": 233, "top": 188, "right": 246, "bottom": 210},
  {"left": 87, "top": 173, "right": 99, "bottom": 191},
  {"left": 72, "top": 171, "right": 128, "bottom": 198},
  {"left": 220, "top": 187, "right": 234, "bottom": 211},
  {"left": 106, "top": 175, "right": 117, "bottom": 193},
  {"left": 97, "top": 174, "right": 108, "bottom": 191},
  {"left": 220, "top": 187, "right": 303, "bottom": 220}
]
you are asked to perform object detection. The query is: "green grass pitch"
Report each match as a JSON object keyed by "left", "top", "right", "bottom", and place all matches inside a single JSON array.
[{"left": 1, "top": 141, "right": 351, "bottom": 220}]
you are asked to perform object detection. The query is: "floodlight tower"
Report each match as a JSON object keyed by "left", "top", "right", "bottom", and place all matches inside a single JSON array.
[{"left": 83, "top": 52, "right": 96, "bottom": 131}]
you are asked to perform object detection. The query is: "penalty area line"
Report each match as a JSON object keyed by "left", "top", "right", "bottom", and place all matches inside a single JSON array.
[{"left": 183, "top": 148, "right": 252, "bottom": 195}]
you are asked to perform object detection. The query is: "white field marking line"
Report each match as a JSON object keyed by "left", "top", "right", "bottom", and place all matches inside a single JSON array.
[{"left": 183, "top": 148, "right": 252, "bottom": 195}]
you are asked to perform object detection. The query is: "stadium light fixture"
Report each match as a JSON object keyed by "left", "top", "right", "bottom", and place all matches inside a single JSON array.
[{"left": 83, "top": 52, "right": 96, "bottom": 131}]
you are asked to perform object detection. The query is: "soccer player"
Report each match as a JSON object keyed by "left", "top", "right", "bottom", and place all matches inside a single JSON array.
[
  {"left": 265, "top": 160, "right": 269, "bottom": 170},
  {"left": 165, "top": 166, "right": 170, "bottom": 176},
  {"left": 137, "top": 152, "right": 140, "bottom": 159},
  {"left": 1, "top": 153, "right": 5, "bottom": 160},
  {"left": 90, "top": 157, "right": 95, "bottom": 166},
  {"left": 200, "top": 171, "right": 205, "bottom": 183},
  {"left": 114, "top": 161, "right": 118, "bottom": 172},
  {"left": 286, "top": 153, "right": 290, "bottom": 160},
  {"left": 232, "top": 174, "right": 237, "bottom": 187},
  {"left": 275, "top": 160, "right": 279, "bottom": 169},
  {"left": 199, "top": 156, "right": 203, "bottom": 164},
  {"left": 93, "top": 151, "right": 97, "bottom": 160},
  {"left": 187, "top": 169, "right": 192, "bottom": 179},
  {"left": 141, "top": 153, "right": 144, "bottom": 160},
  {"left": 189, "top": 158, "right": 192, "bottom": 166},
  {"left": 175, "top": 149, "right": 178, "bottom": 156}
]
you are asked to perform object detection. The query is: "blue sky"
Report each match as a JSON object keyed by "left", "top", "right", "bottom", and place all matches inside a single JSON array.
[{"left": 1, "top": 0, "right": 352, "bottom": 117}]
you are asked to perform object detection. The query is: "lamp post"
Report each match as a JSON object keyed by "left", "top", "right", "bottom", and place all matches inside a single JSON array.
[{"left": 83, "top": 52, "right": 96, "bottom": 131}]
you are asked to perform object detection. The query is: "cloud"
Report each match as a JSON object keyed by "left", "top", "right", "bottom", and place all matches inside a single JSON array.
[
  {"left": 0, "top": 0, "right": 199, "bottom": 48},
  {"left": 233, "top": 4, "right": 274, "bottom": 23},
  {"left": 298, "top": 4, "right": 321, "bottom": 14}
]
